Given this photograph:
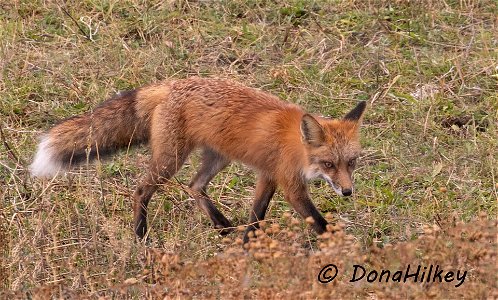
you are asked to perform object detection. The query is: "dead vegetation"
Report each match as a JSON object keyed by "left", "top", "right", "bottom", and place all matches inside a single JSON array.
[
  {"left": 1, "top": 0, "right": 497, "bottom": 298},
  {"left": 3, "top": 214, "right": 496, "bottom": 299}
]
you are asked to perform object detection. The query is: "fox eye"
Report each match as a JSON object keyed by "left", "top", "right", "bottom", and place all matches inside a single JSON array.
[
  {"left": 348, "top": 159, "right": 357, "bottom": 167},
  {"left": 323, "top": 161, "right": 335, "bottom": 169}
]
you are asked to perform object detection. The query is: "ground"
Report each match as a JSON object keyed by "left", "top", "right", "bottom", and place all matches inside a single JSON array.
[{"left": 0, "top": 0, "right": 496, "bottom": 298}]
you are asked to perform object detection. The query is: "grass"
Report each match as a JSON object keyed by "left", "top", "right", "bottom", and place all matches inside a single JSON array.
[{"left": 1, "top": 0, "right": 497, "bottom": 298}]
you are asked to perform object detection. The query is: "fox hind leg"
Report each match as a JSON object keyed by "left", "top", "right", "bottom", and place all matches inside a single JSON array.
[
  {"left": 133, "top": 152, "right": 192, "bottom": 239},
  {"left": 189, "top": 148, "right": 233, "bottom": 234},
  {"left": 133, "top": 121, "right": 193, "bottom": 239}
]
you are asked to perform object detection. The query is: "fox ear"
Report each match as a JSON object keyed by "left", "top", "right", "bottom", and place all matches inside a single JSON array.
[
  {"left": 344, "top": 101, "right": 367, "bottom": 123},
  {"left": 301, "top": 114, "right": 325, "bottom": 146}
]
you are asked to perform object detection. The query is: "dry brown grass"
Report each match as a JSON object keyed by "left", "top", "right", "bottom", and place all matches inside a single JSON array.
[
  {"left": 1, "top": 0, "right": 497, "bottom": 298},
  {"left": 3, "top": 214, "right": 496, "bottom": 299}
]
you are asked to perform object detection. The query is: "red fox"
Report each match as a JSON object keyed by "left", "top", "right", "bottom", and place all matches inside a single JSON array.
[{"left": 30, "top": 77, "right": 366, "bottom": 242}]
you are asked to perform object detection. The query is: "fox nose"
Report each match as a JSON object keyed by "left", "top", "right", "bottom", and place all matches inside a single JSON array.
[{"left": 342, "top": 188, "right": 352, "bottom": 197}]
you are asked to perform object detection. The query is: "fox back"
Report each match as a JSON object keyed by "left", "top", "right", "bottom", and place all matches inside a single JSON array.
[{"left": 30, "top": 77, "right": 366, "bottom": 241}]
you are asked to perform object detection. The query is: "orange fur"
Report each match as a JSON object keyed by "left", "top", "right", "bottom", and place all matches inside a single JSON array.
[{"left": 30, "top": 77, "right": 366, "bottom": 242}]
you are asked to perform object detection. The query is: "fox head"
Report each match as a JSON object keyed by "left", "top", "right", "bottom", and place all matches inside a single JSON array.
[{"left": 301, "top": 101, "right": 366, "bottom": 197}]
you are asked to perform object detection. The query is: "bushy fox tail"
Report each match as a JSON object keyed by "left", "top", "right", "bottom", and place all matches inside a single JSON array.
[{"left": 30, "top": 85, "right": 167, "bottom": 178}]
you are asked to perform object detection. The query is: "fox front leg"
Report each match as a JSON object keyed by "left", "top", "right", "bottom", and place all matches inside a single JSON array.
[
  {"left": 282, "top": 180, "right": 328, "bottom": 234},
  {"left": 243, "top": 176, "right": 277, "bottom": 244}
]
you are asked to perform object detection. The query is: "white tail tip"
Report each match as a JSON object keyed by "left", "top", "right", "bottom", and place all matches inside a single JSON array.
[{"left": 29, "top": 135, "right": 63, "bottom": 178}]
